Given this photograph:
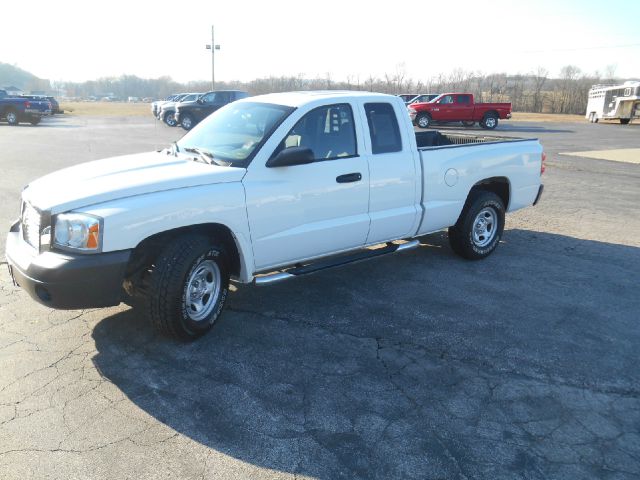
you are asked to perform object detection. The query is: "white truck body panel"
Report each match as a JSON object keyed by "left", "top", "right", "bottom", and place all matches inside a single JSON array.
[
  {"left": 417, "top": 140, "right": 542, "bottom": 235},
  {"left": 11, "top": 91, "right": 543, "bottom": 285},
  {"left": 22, "top": 152, "right": 245, "bottom": 214}
]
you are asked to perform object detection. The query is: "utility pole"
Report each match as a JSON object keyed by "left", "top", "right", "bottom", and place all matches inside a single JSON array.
[{"left": 206, "top": 26, "right": 220, "bottom": 90}]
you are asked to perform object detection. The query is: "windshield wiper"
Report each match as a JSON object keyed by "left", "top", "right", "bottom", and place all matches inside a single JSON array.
[{"left": 183, "top": 147, "right": 231, "bottom": 167}]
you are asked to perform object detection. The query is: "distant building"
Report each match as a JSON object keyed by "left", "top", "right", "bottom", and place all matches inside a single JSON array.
[{"left": 3, "top": 86, "right": 23, "bottom": 96}]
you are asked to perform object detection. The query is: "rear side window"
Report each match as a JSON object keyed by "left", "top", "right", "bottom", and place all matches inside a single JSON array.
[
  {"left": 457, "top": 95, "right": 471, "bottom": 104},
  {"left": 364, "top": 103, "right": 402, "bottom": 154}
]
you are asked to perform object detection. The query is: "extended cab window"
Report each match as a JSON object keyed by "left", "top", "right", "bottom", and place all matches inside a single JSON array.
[
  {"left": 364, "top": 103, "right": 402, "bottom": 154},
  {"left": 278, "top": 104, "right": 357, "bottom": 160},
  {"left": 457, "top": 95, "right": 471, "bottom": 104}
]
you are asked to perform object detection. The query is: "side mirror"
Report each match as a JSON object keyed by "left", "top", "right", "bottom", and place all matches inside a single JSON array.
[{"left": 266, "top": 147, "right": 314, "bottom": 168}]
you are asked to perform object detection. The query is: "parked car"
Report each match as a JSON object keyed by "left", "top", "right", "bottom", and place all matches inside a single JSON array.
[
  {"left": 151, "top": 94, "right": 182, "bottom": 117},
  {"left": 0, "top": 90, "right": 51, "bottom": 125},
  {"left": 46, "top": 96, "right": 62, "bottom": 114},
  {"left": 22, "top": 95, "right": 62, "bottom": 115},
  {"left": 409, "top": 93, "right": 512, "bottom": 129},
  {"left": 5, "top": 91, "right": 545, "bottom": 340},
  {"left": 408, "top": 93, "right": 439, "bottom": 105},
  {"left": 159, "top": 93, "right": 202, "bottom": 127},
  {"left": 175, "top": 90, "right": 249, "bottom": 130},
  {"left": 398, "top": 93, "right": 440, "bottom": 105},
  {"left": 397, "top": 93, "right": 419, "bottom": 104}
]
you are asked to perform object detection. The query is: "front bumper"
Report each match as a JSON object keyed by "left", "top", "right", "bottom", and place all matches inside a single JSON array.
[{"left": 5, "top": 229, "right": 131, "bottom": 310}]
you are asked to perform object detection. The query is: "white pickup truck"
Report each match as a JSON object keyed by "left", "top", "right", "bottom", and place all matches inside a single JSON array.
[{"left": 6, "top": 91, "right": 545, "bottom": 339}]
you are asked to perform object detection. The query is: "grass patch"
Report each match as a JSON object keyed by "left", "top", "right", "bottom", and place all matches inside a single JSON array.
[
  {"left": 510, "top": 112, "right": 585, "bottom": 123},
  {"left": 59, "top": 101, "right": 589, "bottom": 123}
]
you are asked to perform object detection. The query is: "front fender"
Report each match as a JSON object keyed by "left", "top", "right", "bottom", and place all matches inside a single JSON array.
[{"left": 79, "top": 182, "right": 255, "bottom": 282}]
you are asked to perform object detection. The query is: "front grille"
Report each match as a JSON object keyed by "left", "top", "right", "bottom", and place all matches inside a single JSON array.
[{"left": 21, "top": 202, "right": 41, "bottom": 248}]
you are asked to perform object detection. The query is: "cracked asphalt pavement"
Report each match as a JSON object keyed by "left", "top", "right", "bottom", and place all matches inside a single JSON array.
[{"left": 1, "top": 115, "right": 639, "bottom": 479}]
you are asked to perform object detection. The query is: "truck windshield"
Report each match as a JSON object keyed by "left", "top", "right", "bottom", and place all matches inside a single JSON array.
[{"left": 178, "top": 102, "right": 294, "bottom": 166}]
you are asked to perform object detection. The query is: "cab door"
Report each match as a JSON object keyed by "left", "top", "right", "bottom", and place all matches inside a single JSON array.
[
  {"left": 434, "top": 94, "right": 456, "bottom": 121},
  {"left": 452, "top": 94, "right": 474, "bottom": 120},
  {"left": 359, "top": 100, "right": 421, "bottom": 243},
  {"left": 243, "top": 103, "right": 371, "bottom": 271}
]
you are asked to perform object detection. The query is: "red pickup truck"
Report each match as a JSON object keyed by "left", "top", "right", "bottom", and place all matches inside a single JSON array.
[{"left": 408, "top": 93, "right": 511, "bottom": 130}]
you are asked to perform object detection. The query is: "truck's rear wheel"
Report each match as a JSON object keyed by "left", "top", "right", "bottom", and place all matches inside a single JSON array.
[
  {"left": 448, "top": 191, "right": 505, "bottom": 260},
  {"left": 620, "top": 118, "right": 630, "bottom": 125},
  {"left": 29, "top": 116, "right": 41, "bottom": 125},
  {"left": 145, "top": 235, "right": 229, "bottom": 339},
  {"left": 416, "top": 113, "right": 432, "bottom": 129},
  {"left": 480, "top": 113, "right": 498, "bottom": 130},
  {"left": 5, "top": 109, "right": 18, "bottom": 126}
]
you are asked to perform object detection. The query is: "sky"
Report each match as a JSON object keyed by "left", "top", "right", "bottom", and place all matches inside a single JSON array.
[{"left": 2, "top": 0, "right": 639, "bottom": 84}]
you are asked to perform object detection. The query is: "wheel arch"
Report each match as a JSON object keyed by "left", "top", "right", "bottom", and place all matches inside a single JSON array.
[
  {"left": 125, "top": 223, "right": 245, "bottom": 282},
  {"left": 482, "top": 110, "right": 499, "bottom": 119},
  {"left": 468, "top": 176, "right": 511, "bottom": 210}
]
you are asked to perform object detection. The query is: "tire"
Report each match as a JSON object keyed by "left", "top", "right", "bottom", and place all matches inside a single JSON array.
[
  {"left": 29, "top": 116, "right": 41, "bottom": 125},
  {"left": 620, "top": 118, "right": 630, "bottom": 125},
  {"left": 145, "top": 235, "right": 229, "bottom": 340},
  {"left": 416, "top": 113, "right": 432, "bottom": 129},
  {"left": 480, "top": 113, "right": 498, "bottom": 130},
  {"left": 588, "top": 112, "right": 595, "bottom": 123},
  {"left": 5, "top": 109, "right": 18, "bottom": 126},
  {"left": 180, "top": 113, "right": 195, "bottom": 131},
  {"left": 448, "top": 191, "right": 505, "bottom": 260},
  {"left": 163, "top": 111, "right": 177, "bottom": 127},
  {"left": 462, "top": 121, "right": 475, "bottom": 127}
]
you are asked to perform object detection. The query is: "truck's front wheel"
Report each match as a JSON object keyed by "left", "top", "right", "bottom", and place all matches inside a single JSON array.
[
  {"left": 145, "top": 235, "right": 229, "bottom": 339},
  {"left": 416, "top": 113, "right": 432, "bottom": 129},
  {"left": 163, "top": 111, "right": 177, "bottom": 127},
  {"left": 448, "top": 191, "right": 505, "bottom": 260},
  {"left": 180, "top": 113, "right": 195, "bottom": 130}
]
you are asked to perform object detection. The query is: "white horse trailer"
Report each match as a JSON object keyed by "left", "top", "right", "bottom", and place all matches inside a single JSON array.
[{"left": 586, "top": 81, "right": 640, "bottom": 124}]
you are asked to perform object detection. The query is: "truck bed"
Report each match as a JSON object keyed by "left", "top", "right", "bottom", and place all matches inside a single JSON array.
[
  {"left": 416, "top": 130, "right": 533, "bottom": 149},
  {"left": 415, "top": 129, "right": 543, "bottom": 236}
]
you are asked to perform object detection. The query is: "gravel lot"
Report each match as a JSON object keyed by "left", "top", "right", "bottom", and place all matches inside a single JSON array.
[{"left": 1, "top": 115, "right": 639, "bottom": 479}]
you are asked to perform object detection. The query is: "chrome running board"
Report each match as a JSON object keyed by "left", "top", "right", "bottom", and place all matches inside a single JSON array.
[{"left": 254, "top": 239, "right": 420, "bottom": 286}]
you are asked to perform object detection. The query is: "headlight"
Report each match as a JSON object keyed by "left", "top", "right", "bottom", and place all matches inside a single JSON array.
[{"left": 53, "top": 213, "right": 102, "bottom": 252}]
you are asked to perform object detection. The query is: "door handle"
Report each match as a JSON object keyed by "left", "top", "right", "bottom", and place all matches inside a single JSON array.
[{"left": 336, "top": 173, "right": 362, "bottom": 183}]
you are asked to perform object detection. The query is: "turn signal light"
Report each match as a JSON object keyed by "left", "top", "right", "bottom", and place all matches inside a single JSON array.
[
  {"left": 541, "top": 152, "right": 547, "bottom": 174},
  {"left": 86, "top": 223, "right": 100, "bottom": 249}
]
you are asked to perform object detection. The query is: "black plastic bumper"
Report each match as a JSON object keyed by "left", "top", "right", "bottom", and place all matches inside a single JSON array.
[{"left": 5, "top": 231, "right": 131, "bottom": 310}]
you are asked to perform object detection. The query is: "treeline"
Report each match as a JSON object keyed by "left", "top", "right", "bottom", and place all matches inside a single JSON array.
[{"left": 56, "top": 65, "right": 629, "bottom": 115}]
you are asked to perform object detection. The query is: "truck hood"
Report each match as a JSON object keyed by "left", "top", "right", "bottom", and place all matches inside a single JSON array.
[{"left": 23, "top": 151, "right": 246, "bottom": 214}]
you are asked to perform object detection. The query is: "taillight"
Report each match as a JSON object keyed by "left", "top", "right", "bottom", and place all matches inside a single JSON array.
[
  {"left": 541, "top": 152, "right": 546, "bottom": 174},
  {"left": 24, "top": 100, "right": 31, "bottom": 108}
]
